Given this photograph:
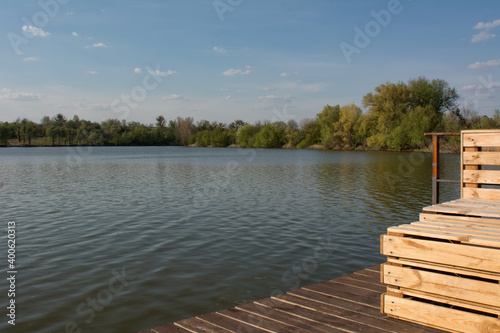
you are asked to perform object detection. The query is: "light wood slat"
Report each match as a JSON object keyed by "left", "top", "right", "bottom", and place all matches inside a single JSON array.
[
  {"left": 422, "top": 204, "right": 500, "bottom": 218},
  {"left": 420, "top": 213, "right": 500, "bottom": 226},
  {"left": 386, "top": 286, "right": 500, "bottom": 318},
  {"left": 387, "top": 257, "right": 500, "bottom": 281},
  {"left": 432, "top": 198, "right": 500, "bottom": 210},
  {"left": 381, "top": 235, "right": 500, "bottom": 273},
  {"left": 408, "top": 222, "right": 500, "bottom": 238},
  {"left": 444, "top": 198, "right": 500, "bottom": 207},
  {"left": 147, "top": 323, "right": 192, "bottom": 333},
  {"left": 382, "top": 264, "right": 500, "bottom": 308},
  {"left": 463, "top": 170, "right": 500, "bottom": 184},
  {"left": 463, "top": 151, "right": 500, "bottom": 165},
  {"left": 463, "top": 187, "right": 500, "bottom": 200},
  {"left": 388, "top": 225, "right": 500, "bottom": 248},
  {"left": 462, "top": 131, "right": 500, "bottom": 147},
  {"left": 383, "top": 295, "right": 500, "bottom": 333}
]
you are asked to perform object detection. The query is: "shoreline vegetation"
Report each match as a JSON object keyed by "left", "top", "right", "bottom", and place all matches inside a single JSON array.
[{"left": 2, "top": 77, "right": 499, "bottom": 153}]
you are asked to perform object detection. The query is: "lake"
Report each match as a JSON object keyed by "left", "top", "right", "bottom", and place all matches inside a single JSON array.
[{"left": 0, "top": 146, "right": 460, "bottom": 333}]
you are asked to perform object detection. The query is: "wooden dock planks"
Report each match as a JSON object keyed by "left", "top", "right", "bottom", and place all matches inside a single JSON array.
[{"left": 139, "top": 266, "right": 445, "bottom": 333}]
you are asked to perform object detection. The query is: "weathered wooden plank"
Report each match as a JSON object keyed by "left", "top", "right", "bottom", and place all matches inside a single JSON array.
[
  {"left": 257, "top": 297, "right": 387, "bottom": 333},
  {"left": 288, "top": 288, "right": 383, "bottom": 318},
  {"left": 147, "top": 323, "right": 192, "bottom": 333},
  {"left": 463, "top": 187, "right": 500, "bottom": 201},
  {"left": 463, "top": 132, "right": 500, "bottom": 147},
  {"left": 330, "top": 275, "right": 387, "bottom": 293},
  {"left": 237, "top": 302, "right": 334, "bottom": 333},
  {"left": 464, "top": 170, "right": 500, "bottom": 184},
  {"left": 219, "top": 307, "right": 299, "bottom": 333},
  {"left": 381, "top": 234, "right": 500, "bottom": 273},
  {"left": 175, "top": 317, "right": 232, "bottom": 332},
  {"left": 463, "top": 151, "right": 500, "bottom": 165},
  {"left": 382, "top": 264, "right": 500, "bottom": 308},
  {"left": 278, "top": 293, "right": 436, "bottom": 333},
  {"left": 197, "top": 312, "right": 270, "bottom": 333},
  {"left": 383, "top": 294, "right": 500, "bottom": 333}
]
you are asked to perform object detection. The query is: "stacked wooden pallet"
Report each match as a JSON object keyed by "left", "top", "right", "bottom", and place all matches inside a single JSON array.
[{"left": 381, "top": 130, "right": 500, "bottom": 333}]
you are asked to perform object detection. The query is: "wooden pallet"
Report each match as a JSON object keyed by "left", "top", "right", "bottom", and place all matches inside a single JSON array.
[
  {"left": 380, "top": 130, "right": 500, "bottom": 333},
  {"left": 381, "top": 210, "right": 500, "bottom": 332}
]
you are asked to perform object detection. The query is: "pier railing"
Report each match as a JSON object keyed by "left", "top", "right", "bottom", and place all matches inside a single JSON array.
[{"left": 424, "top": 132, "right": 460, "bottom": 204}]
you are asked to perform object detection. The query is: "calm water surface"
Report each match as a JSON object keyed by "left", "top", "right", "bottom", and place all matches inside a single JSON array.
[{"left": 0, "top": 147, "right": 460, "bottom": 333}]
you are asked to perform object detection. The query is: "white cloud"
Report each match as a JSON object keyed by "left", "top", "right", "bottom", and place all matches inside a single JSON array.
[
  {"left": 23, "top": 56, "right": 40, "bottom": 62},
  {"left": 225, "top": 95, "right": 232, "bottom": 100},
  {"left": 92, "top": 42, "right": 108, "bottom": 48},
  {"left": 213, "top": 46, "right": 227, "bottom": 54},
  {"left": 222, "top": 66, "right": 251, "bottom": 76},
  {"left": 0, "top": 88, "right": 42, "bottom": 102},
  {"left": 148, "top": 69, "right": 176, "bottom": 77},
  {"left": 22, "top": 25, "right": 50, "bottom": 37},
  {"left": 474, "top": 19, "right": 500, "bottom": 30},
  {"left": 258, "top": 94, "right": 295, "bottom": 104},
  {"left": 86, "top": 42, "right": 108, "bottom": 49},
  {"left": 85, "top": 71, "right": 98, "bottom": 75},
  {"left": 66, "top": 11, "right": 74, "bottom": 15},
  {"left": 461, "top": 85, "right": 477, "bottom": 91},
  {"left": 467, "top": 59, "right": 500, "bottom": 70},
  {"left": 222, "top": 68, "right": 242, "bottom": 76},
  {"left": 280, "top": 72, "right": 298, "bottom": 77},
  {"left": 161, "top": 94, "right": 183, "bottom": 100},
  {"left": 72, "top": 32, "right": 78, "bottom": 37},
  {"left": 472, "top": 18, "right": 500, "bottom": 42},
  {"left": 241, "top": 65, "right": 252, "bottom": 75},
  {"left": 134, "top": 68, "right": 142, "bottom": 74},
  {"left": 471, "top": 30, "right": 497, "bottom": 42}
]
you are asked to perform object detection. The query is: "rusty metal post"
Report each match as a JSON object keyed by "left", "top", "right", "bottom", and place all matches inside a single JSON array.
[{"left": 431, "top": 134, "right": 439, "bottom": 205}]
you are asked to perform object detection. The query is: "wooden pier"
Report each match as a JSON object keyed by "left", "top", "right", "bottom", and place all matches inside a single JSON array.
[{"left": 138, "top": 265, "right": 444, "bottom": 333}]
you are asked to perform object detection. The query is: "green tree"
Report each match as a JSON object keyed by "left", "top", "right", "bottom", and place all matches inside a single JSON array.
[
  {"left": 338, "top": 104, "right": 362, "bottom": 148},
  {"left": 236, "top": 124, "right": 258, "bottom": 148},
  {"left": 317, "top": 105, "right": 341, "bottom": 148}
]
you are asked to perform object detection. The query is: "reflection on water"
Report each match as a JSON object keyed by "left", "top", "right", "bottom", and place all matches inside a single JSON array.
[{"left": 0, "top": 147, "right": 460, "bottom": 332}]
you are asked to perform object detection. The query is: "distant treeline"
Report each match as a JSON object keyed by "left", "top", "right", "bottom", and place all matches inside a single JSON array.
[{"left": 1, "top": 77, "right": 499, "bottom": 151}]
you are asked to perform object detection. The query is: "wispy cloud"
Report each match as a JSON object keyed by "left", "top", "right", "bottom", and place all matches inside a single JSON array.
[
  {"left": 85, "top": 71, "right": 99, "bottom": 75},
  {"left": 148, "top": 69, "right": 176, "bottom": 77},
  {"left": 461, "top": 85, "right": 477, "bottom": 91},
  {"left": 86, "top": 42, "right": 108, "bottom": 49},
  {"left": 474, "top": 19, "right": 500, "bottom": 30},
  {"left": 72, "top": 32, "right": 78, "bottom": 37},
  {"left": 134, "top": 68, "right": 142, "bottom": 74},
  {"left": 161, "top": 94, "right": 183, "bottom": 100},
  {"left": 467, "top": 59, "right": 500, "bottom": 70},
  {"left": 280, "top": 72, "right": 298, "bottom": 77},
  {"left": 213, "top": 46, "right": 227, "bottom": 54},
  {"left": 22, "top": 25, "right": 50, "bottom": 37},
  {"left": 225, "top": 95, "right": 231, "bottom": 100},
  {"left": 222, "top": 66, "right": 252, "bottom": 76},
  {"left": 23, "top": 56, "right": 40, "bottom": 62},
  {"left": 257, "top": 94, "right": 294, "bottom": 104},
  {"left": 472, "top": 18, "right": 500, "bottom": 42},
  {"left": 0, "top": 88, "right": 42, "bottom": 102}
]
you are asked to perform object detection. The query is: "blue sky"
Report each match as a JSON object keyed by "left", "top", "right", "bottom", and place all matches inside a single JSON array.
[{"left": 1, "top": 0, "right": 499, "bottom": 125}]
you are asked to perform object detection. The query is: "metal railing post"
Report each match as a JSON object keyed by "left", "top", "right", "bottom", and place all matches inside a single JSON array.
[{"left": 424, "top": 132, "right": 460, "bottom": 205}]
